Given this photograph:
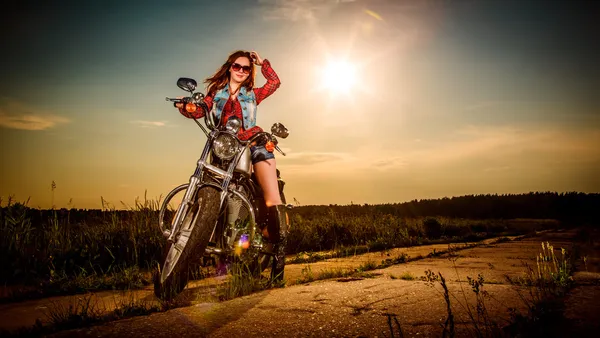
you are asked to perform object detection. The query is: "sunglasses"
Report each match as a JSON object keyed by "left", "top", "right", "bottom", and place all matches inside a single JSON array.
[{"left": 231, "top": 63, "right": 252, "bottom": 74}]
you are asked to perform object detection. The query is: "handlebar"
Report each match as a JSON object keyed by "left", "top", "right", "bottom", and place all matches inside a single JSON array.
[
  {"left": 165, "top": 95, "right": 286, "bottom": 156},
  {"left": 244, "top": 132, "right": 286, "bottom": 156},
  {"left": 166, "top": 95, "right": 211, "bottom": 135}
]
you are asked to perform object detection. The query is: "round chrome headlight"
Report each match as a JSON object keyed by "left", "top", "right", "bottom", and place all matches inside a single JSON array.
[{"left": 213, "top": 133, "right": 237, "bottom": 160}]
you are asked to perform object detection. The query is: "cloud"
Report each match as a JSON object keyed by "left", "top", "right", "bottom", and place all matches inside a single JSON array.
[
  {"left": 0, "top": 100, "right": 70, "bottom": 131},
  {"left": 371, "top": 156, "right": 407, "bottom": 170},
  {"left": 130, "top": 120, "right": 167, "bottom": 128},
  {"left": 257, "top": 0, "right": 356, "bottom": 21},
  {"left": 285, "top": 151, "right": 351, "bottom": 163},
  {"left": 396, "top": 125, "right": 600, "bottom": 168},
  {"left": 288, "top": 125, "right": 600, "bottom": 176},
  {"left": 279, "top": 150, "right": 356, "bottom": 173}
]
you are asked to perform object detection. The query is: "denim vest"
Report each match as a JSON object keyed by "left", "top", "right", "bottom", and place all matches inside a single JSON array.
[{"left": 211, "top": 85, "right": 257, "bottom": 129}]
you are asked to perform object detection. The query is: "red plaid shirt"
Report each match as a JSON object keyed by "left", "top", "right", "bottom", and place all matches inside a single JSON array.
[{"left": 179, "top": 59, "right": 281, "bottom": 140}]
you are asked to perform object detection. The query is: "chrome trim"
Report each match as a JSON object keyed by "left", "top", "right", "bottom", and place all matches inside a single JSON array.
[
  {"left": 229, "top": 189, "right": 256, "bottom": 227},
  {"left": 204, "top": 163, "right": 229, "bottom": 179},
  {"left": 158, "top": 183, "right": 189, "bottom": 237},
  {"left": 198, "top": 182, "right": 223, "bottom": 191},
  {"left": 213, "top": 133, "right": 237, "bottom": 160},
  {"left": 168, "top": 176, "right": 200, "bottom": 242},
  {"left": 229, "top": 188, "right": 257, "bottom": 245},
  {"left": 205, "top": 247, "right": 223, "bottom": 254},
  {"left": 234, "top": 147, "right": 251, "bottom": 176}
]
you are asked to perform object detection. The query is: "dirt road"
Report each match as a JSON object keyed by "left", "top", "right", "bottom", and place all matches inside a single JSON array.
[
  {"left": 36, "top": 229, "right": 597, "bottom": 337},
  {"left": 3, "top": 229, "right": 598, "bottom": 337},
  {"left": 0, "top": 237, "right": 505, "bottom": 332}
]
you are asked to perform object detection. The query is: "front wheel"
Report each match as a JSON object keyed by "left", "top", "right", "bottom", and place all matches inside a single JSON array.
[{"left": 154, "top": 185, "right": 221, "bottom": 300}]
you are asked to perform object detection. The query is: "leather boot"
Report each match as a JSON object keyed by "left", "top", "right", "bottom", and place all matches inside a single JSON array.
[{"left": 267, "top": 204, "right": 289, "bottom": 283}]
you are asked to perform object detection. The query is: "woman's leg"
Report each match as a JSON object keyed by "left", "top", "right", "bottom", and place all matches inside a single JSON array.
[
  {"left": 253, "top": 158, "right": 282, "bottom": 207},
  {"left": 253, "top": 158, "right": 288, "bottom": 282}
]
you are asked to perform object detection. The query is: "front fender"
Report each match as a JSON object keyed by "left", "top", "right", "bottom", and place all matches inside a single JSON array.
[{"left": 159, "top": 183, "right": 189, "bottom": 236}]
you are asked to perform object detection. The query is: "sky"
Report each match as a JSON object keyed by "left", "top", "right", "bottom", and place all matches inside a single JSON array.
[{"left": 1, "top": 0, "right": 599, "bottom": 209}]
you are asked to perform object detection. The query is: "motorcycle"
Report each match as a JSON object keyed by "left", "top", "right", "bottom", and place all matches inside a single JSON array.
[{"left": 154, "top": 77, "right": 291, "bottom": 300}]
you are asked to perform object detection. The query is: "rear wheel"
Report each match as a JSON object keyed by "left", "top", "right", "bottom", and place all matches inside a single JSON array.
[{"left": 154, "top": 185, "right": 221, "bottom": 300}]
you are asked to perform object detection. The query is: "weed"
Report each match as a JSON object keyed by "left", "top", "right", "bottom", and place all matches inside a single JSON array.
[
  {"left": 0, "top": 291, "right": 164, "bottom": 337},
  {"left": 422, "top": 241, "right": 577, "bottom": 338},
  {"left": 44, "top": 294, "right": 104, "bottom": 330},
  {"left": 503, "top": 241, "right": 576, "bottom": 336},
  {"left": 424, "top": 270, "right": 455, "bottom": 337},
  {"left": 357, "top": 260, "right": 377, "bottom": 272},
  {"left": 296, "top": 265, "right": 314, "bottom": 284},
  {"left": 355, "top": 271, "right": 379, "bottom": 279},
  {"left": 399, "top": 272, "right": 415, "bottom": 281},
  {"left": 289, "top": 251, "right": 326, "bottom": 264},
  {"left": 425, "top": 268, "right": 503, "bottom": 338},
  {"left": 216, "top": 262, "right": 271, "bottom": 301},
  {"left": 317, "top": 268, "right": 352, "bottom": 280}
]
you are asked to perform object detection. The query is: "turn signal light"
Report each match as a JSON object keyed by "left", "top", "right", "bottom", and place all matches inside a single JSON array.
[
  {"left": 185, "top": 103, "right": 197, "bottom": 113},
  {"left": 265, "top": 141, "right": 275, "bottom": 152}
]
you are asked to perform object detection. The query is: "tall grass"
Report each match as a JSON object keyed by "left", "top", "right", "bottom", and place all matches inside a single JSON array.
[
  {"left": 502, "top": 241, "right": 575, "bottom": 336},
  {"left": 0, "top": 195, "right": 165, "bottom": 299},
  {"left": 1, "top": 194, "right": 557, "bottom": 299},
  {"left": 423, "top": 241, "right": 576, "bottom": 337},
  {"left": 535, "top": 242, "right": 573, "bottom": 288},
  {"left": 286, "top": 211, "right": 557, "bottom": 254}
]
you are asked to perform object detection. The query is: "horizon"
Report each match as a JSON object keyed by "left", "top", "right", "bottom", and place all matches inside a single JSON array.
[
  {"left": 2, "top": 190, "right": 596, "bottom": 211},
  {"left": 1, "top": 0, "right": 599, "bottom": 209}
]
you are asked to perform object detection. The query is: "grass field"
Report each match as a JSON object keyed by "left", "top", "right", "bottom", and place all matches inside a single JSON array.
[{"left": 1, "top": 195, "right": 561, "bottom": 302}]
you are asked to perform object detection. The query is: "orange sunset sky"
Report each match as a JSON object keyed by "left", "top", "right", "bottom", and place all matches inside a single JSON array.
[{"left": 1, "top": 0, "right": 599, "bottom": 209}]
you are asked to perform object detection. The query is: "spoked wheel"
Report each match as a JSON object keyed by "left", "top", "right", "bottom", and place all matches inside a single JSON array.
[{"left": 154, "top": 185, "right": 221, "bottom": 301}]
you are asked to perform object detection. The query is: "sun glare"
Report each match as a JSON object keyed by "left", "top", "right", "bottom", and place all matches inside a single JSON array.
[{"left": 320, "top": 60, "right": 357, "bottom": 96}]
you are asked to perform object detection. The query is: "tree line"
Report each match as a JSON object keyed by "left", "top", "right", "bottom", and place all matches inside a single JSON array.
[
  {"left": 3, "top": 191, "right": 598, "bottom": 225},
  {"left": 290, "top": 192, "right": 599, "bottom": 224}
]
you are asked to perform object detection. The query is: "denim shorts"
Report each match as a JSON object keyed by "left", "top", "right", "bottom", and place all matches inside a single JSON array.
[{"left": 250, "top": 145, "right": 275, "bottom": 164}]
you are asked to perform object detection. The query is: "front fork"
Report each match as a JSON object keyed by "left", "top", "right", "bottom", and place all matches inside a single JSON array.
[
  {"left": 165, "top": 177, "right": 201, "bottom": 242},
  {"left": 160, "top": 132, "right": 214, "bottom": 242},
  {"left": 159, "top": 134, "right": 251, "bottom": 243}
]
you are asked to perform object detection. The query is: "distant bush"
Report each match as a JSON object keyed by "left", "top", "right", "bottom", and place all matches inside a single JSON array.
[
  {"left": 442, "top": 222, "right": 470, "bottom": 237},
  {"left": 423, "top": 217, "right": 442, "bottom": 239}
]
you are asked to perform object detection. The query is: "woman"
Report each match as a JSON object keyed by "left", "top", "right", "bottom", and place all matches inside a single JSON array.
[{"left": 176, "top": 50, "right": 288, "bottom": 282}]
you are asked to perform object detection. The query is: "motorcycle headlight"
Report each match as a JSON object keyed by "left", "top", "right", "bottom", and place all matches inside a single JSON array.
[{"left": 213, "top": 133, "right": 237, "bottom": 160}]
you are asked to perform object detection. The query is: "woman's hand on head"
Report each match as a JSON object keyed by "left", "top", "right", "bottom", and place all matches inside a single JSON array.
[{"left": 250, "top": 51, "right": 263, "bottom": 66}]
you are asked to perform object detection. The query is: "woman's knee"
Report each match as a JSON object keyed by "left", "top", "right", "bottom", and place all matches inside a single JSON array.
[{"left": 254, "top": 162, "right": 281, "bottom": 206}]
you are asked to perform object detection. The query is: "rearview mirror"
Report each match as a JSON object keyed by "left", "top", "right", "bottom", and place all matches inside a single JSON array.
[
  {"left": 177, "top": 78, "right": 197, "bottom": 93},
  {"left": 271, "top": 123, "right": 289, "bottom": 139}
]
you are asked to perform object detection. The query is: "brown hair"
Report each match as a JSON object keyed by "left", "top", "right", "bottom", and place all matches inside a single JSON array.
[{"left": 204, "top": 50, "right": 255, "bottom": 98}]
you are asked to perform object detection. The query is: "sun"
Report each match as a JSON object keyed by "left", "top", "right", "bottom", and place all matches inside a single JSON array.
[{"left": 320, "top": 60, "right": 357, "bottom": 96}]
